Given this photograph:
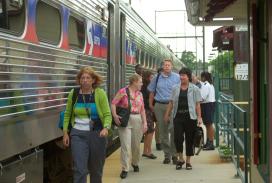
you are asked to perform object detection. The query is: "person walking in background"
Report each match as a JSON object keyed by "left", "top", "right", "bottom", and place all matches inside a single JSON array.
[
  {"left": 135, "top": 64, "right": 145, "bottom": 143},
  {"left": 62, "top": 66, "right": 112, "bottom": 183},
  {"left": 111, "top": 74, "right": 147, "bottom": 179},
  {"left": 141, "top": 70, "right": 157, "bottom": 159},
  {"left": 192, "top": 74, "right": 202, "bottom": 89},
  {"left": 148, "top": 59, "right": 180, "bottom": 165},
  {"left": 164, "top": 68, "right": 202, "bottom": 170},
  {"left": 154, "top": 67, "right": 163, "bottom": 150},
  {"left": 135, "top": 64, "right": 143, "bottom": 76},
  {"left": 200, "top": 71, "right": 216, "bottom": 150}
]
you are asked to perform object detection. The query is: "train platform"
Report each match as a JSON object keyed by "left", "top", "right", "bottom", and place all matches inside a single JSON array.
[{"left": 99, "top": 143, "right": 242, "bottom": 183}]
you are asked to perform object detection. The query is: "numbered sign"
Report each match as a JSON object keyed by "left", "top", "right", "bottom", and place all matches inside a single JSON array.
[{"left": 235, "top": 63, "right": 248, "bottom": 80}]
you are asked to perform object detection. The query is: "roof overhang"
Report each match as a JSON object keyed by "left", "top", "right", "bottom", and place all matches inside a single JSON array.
[{"left": 185, "top": 0, "right": 247, "bottom": 26}]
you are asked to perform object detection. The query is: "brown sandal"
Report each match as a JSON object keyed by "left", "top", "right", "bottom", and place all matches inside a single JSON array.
[
  {"left": 186, "top": 163, "right": 192, "bottom": 170},
  {"left": 142, "top": 153, "right": 157, "bottom": 159}
]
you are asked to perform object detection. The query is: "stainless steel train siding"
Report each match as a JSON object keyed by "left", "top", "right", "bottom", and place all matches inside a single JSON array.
[
  {"left": 0, "top": 38, "right": 109, "bottom": 160},
  {"left": 0, "top": 0, "right": 183, "bottom": 181},
  {"left": 0, "top": 0, "right": 110, "bottom": 162}
]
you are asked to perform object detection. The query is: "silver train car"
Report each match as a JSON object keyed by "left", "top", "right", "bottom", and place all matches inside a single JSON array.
[{"left": 0, "top": 0, "right": 183, "bottom": 181}]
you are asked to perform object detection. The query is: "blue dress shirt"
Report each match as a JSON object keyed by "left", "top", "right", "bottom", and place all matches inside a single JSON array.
[{"left": 147, "top": 72, "right": 180, "bottom": 102}]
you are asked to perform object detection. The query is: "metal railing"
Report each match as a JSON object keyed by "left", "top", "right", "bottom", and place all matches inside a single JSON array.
[
  {"left": 219, "top": 78, "right": 233, "bottom": 94},
  {"left": 216, "top": 93, "right": 249, "bottom": 183}
]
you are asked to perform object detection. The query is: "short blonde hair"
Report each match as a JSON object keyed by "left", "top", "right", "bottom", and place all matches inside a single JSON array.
[
  {"left": 76, "top": 66, "right": 103, "bottom": 88},
  {"left": 163, "top": 59, "right": 173, "bottom": 65},
  {"left": 129, "top": 73, "right": 142, "bottom": 85}
]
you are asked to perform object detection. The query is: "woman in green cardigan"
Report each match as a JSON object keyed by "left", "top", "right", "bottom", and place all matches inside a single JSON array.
[{"left": 62, "top": 66, "right": 112, "bottom": 183}]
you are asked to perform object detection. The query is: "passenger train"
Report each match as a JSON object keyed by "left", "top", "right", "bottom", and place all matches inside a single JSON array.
[{"left": 0, "top": 0, "right": 183, "bottom": 181}]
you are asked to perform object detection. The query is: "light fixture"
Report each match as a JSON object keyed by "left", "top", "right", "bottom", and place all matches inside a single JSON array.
[{"left": 213, "top": 17, "right": 233, "bottom": 21}]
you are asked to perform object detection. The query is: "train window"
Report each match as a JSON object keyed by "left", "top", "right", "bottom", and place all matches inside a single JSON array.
[
  {"left": 145, "top": 54, "right": 148, "bottom": 67},
  {"left": 68, "top": 16, "right": 85, "bottom": 51},
  {"left": 135, "top": 49, "right": 139, "bottom": 64},
  {"left": 0, "top": 0, "right": 25, "bottom": 35},
  {"left": 36, "top": 1, "right": 61, "bottom": 44},
  {"left": 145, "top": 54, "right": 149, "bottom": 67},
  {"left": 140, "top": 51, "right": 145, "bottom": 66},
  {"left": 149, "top": 56, "right": 152, "bottom": 68}
]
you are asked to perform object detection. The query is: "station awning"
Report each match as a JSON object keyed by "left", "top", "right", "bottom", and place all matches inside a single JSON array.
[{"left": 185, "top": 0, "right": 247, "bottom": 26}]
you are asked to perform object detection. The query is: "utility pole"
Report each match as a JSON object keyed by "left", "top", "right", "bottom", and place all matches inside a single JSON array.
[
  {"left": 154, "top": 10, "right": 204, "bottom": 71},
  {"left": 203, "top": 26, "right": 205, "bottom": 71},
  {"left": 155, "top": 11, "right": 157, "bottom": 34}
]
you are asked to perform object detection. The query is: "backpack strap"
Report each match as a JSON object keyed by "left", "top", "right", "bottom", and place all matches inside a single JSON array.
[
  {"left": 125, "top": 87, "right": 131, "bottom": 112},
  {"left": 154, "top": 73, "right": 161, "bottom": 97},
  {"left": 71, "top": 88, "right": 80, "bottom": 107},
  {"left": 68, "top": 88, "right": 80, "bottom": 130}
]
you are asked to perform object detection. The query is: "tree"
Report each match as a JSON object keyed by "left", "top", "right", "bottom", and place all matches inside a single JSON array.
[
  {"left": 179, "top": 51, "right": 197, "bottom": 70},
  {"left": 208, "top": 51, "right": 234, "bottom": 78}
]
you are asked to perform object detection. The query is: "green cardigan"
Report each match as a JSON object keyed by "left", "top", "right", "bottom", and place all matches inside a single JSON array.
[{"left": 63, "top": 88, "right": 112, "bottom": 132}]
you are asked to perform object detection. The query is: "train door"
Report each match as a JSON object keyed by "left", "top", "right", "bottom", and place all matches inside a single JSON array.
[
  {"left": 112, "top": 3, "right": 125, "bottom": 94},
  {"left": 107, "top": 3, "right": 115, "bottom": 99},
  {"left": 120, "top": 12, "right": 126, "bottom": 86}
]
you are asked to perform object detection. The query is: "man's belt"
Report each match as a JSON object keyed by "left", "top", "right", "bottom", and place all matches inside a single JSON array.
[{"left": 155, "top": 100, "right": 169, "bottom": 104}]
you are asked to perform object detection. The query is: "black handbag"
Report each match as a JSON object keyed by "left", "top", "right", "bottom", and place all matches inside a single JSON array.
[
  {"left": 115, "top": 88, "right": 131, "bottom": 127},
  {"left": 194, "top": 126, "right": 204, "bottom": 148},
  {"left": 194, "top": 126, "right": 204, "bottom": 155}
]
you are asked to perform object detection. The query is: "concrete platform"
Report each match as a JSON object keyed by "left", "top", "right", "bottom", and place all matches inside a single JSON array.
[{"left": 101, "top": 144, "right": 242, "bottom": 183}]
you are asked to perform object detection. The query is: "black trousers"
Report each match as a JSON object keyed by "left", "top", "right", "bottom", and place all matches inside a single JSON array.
[{"left": 173, "top": 113, "right": 197, "bottom": 156}]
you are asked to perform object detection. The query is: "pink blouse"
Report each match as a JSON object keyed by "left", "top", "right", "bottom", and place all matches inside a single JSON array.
[{"left": 112, "top": 87, "right": 144, "bottom": 114}]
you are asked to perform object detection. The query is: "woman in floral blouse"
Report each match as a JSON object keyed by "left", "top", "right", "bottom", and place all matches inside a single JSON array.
[{"left": 111, "top": 74, "right": 147, "bottom": 179}]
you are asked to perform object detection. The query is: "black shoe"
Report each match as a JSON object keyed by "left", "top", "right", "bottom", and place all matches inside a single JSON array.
[
  {"left": 172, "top": 156, "right": 178, "bottom": 165},
  {"left": 203, "top": 143, "right": 215, "bottom": 151},
  {"left": 163, "top": 157, "right": 170, "bottom": 164},
  {"left": 156, "top": 143, "right": 162, "bottom": 151},
  {"left": 132, "top": 164, "right": 139, "bottom": 172},
  {"left": 120, "top": 171, "right": 128, "bottom": 179},
  {"left": 186, "top": 163, "right": 192, "bottom": 170},
  {"left": 203, "top": 142, "right": 208, "bottom": 149},
  {"left": 176, "top": 161, "right": 185, "bottom": 170}
]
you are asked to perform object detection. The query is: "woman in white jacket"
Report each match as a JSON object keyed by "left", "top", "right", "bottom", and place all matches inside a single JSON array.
[{"left": 200, "top": 72, "right": 216, "bottom": 150}]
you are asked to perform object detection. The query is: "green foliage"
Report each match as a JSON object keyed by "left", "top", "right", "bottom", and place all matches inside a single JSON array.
[
  {"left": 179, "top": 51, "right": 207, "bottom": 73},
  {"left": 208, "top": 51, "right": 234, "bottom": 78},
  {"left": 179, "top": 51, "right": 197, "bottom": 70},
  {"left": 218, "top": 145, "right": 232, "bottom": 160}
]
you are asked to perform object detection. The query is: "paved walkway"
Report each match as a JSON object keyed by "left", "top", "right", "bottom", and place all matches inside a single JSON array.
[{"left": 101, "top": 144, "right": 242, "bottom": 183}]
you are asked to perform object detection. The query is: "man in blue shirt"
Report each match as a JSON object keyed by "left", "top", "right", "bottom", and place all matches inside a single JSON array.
[{"left": 148, "top": 59, "right": 180, "bottom": 164}]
